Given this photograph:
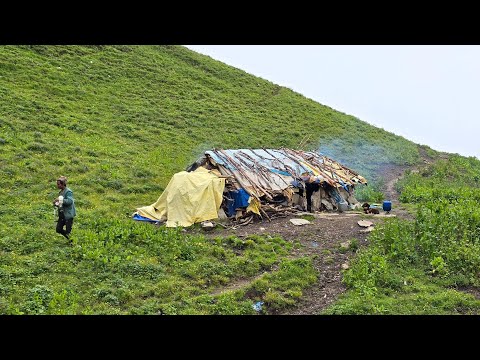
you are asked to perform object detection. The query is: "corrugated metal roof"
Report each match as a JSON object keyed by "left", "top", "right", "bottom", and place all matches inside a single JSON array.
[{"left": 196, "top": 148, "right": 367, "bottom": 200}]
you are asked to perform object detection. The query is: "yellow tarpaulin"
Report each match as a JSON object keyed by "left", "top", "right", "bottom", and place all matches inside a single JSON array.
[
  {"left": 246, "top": 196, "right": 261, "bottom": 216},
  {"left": 136, "top": 167, "right": 226, "bottom": 227}
]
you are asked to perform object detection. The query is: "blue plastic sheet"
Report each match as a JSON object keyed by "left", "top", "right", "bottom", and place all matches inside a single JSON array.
[
  {"left": 132, "top": 213, "right": 158, "bottom": 223},
  {"left": 226, "top": 188, "right": 250, "bottom": 216}
]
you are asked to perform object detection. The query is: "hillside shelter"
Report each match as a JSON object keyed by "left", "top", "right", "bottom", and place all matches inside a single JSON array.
[{"left": 134, "top": 148, "right": 368, "bottom": 227}]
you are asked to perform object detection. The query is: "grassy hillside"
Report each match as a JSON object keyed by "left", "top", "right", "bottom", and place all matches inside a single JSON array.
[{"left": 0, "top": 45, "right": 447, "bottom": 314}]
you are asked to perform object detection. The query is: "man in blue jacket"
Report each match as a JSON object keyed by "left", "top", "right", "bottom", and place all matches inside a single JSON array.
[{"left": 53, "top": 175, "right": 76, "bottom": 241}]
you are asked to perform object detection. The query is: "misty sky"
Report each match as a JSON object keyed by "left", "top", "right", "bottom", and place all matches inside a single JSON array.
[{"left": 184, "top": 45, "right": 480, "bottom": 160}]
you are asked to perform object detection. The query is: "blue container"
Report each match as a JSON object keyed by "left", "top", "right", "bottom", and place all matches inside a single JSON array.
[{"left": 383, "top": 201, "right": 392, "bottom": 212}]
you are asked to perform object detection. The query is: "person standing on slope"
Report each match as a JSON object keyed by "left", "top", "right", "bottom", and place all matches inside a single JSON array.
[{"left": 53, "top": 175, "right": 76, "bottom": 241}]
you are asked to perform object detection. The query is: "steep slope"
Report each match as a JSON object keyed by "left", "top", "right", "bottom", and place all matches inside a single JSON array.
[{"left": 1, "top": 45, "right": 426, "bottom": 216}]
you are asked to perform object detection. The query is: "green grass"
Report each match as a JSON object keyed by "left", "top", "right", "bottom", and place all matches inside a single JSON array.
[{"left": 323, "top": 267, "right": 480, "bottom": 315}]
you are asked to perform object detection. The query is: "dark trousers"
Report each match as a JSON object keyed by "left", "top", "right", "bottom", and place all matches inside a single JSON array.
[
  {"left": 305, "top": 182, "right": 320, "bottom": 212},
  {"left": 56, "top": 212, "right": 73, "bottom": 239}
]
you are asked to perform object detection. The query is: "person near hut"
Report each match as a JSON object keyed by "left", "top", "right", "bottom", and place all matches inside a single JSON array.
[
  {"left": 299, "top": 173, "right": 321, "bottom": 213},
  {"left": 305, "top": 176, "right": 321, "bottom": 212},
  {"left": 53, "top": 175, "right": 76, "bottom": 241}
]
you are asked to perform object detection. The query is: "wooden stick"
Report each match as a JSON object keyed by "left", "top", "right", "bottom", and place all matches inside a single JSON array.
[{"left": 217, "top": 149, "right": 273, "bottom": 201}]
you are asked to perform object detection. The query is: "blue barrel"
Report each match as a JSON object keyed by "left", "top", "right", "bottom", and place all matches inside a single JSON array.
[{"left": 383, "top": 201, "right": 392, "bottom": 212}]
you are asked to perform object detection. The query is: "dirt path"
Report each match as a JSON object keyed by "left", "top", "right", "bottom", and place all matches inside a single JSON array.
[
  {"left": 202, "top": 210, "right": 400, "bottom": 314},
  {"left": 375, "top": 163, "right": 414, "bottom": 220}
]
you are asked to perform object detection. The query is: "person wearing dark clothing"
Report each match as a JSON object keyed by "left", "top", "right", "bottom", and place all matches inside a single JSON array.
[
  {"left": 305, "top": 180, "right": 320, "bottom": 212},
  {"left": 53, "top": 176, "right": 76, "bottom": 240},
  {"left": 297, "top": 174, "right": 321, "bottom": 212}
]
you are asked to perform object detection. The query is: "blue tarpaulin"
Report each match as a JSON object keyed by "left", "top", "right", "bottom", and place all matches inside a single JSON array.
[
  {"left": 226, "top": 188, "right": 250, "bottom": 216},
  {"left": 133, "top": 213, "right": 158, "bottom": 223}
]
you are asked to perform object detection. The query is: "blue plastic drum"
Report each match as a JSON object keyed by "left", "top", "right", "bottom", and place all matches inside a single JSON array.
[{"left": 383, "top": 201, "right": 392, "bottom": 212}]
